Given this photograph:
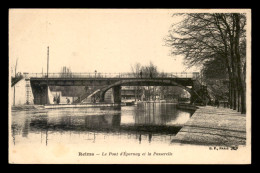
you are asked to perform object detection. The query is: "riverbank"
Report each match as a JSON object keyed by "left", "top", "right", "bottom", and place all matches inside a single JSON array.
[
  {"left": 11, "top": 105, "right": 45, "bottom": 111},
  {"left": 11, "top": 101, "right": 185, "bottom": 110},
  {"left": 44, "top": 103, "right": 124, "bottom": 109},
  {"left": 171, "top": 106, "right": 246, "bottom": 146},
  {"left": 11, "top": 103, "right": 123, "bottom": 110},
  {"left": 177, "top": 103, "right": 198, "bottom": 111}
]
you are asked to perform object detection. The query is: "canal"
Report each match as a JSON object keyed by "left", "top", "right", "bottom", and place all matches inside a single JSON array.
[{"left": 11, "top": 103, "right": 195, "bottom": 146}]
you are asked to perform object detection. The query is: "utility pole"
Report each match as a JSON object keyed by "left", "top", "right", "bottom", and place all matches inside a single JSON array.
[
  {"left": 94, "top": 70, "right": 97, "bottom": 103},
  {"left": 46, "top": 46, "right": 49, "bottom": 105},
  {"left": 47, "top": 46, "right": 49, "bottom": 77}
]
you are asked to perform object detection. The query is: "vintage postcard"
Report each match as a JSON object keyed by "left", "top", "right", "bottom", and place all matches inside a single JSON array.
[{"left": 9, "top": 8, "right": 251, "bottom": 164}]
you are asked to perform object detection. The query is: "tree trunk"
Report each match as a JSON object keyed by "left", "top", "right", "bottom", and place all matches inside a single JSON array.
[
  {"left": 234, "top": 14, "right": 246, "bottom": 114},
  {"left": 229, "top": 85, "right": 233, "bottom": 109},
  {"left": 237, "top": 89, "right": 240, "bottom": 112},
  {"left": 233, "top": 88, "right": 237, "bottom": 110},
  {"left": 135, "top": 87, "right": 137, "bottom": 101},
  {"left": 241, "top": 85, "right": 246, "bottom": 114},
  {"left": 153, "top": 86, "right": 155, "bottom": 100},
  {"left": 148, "top": 86, "right": 150, "bottom": 101},
  {"left": 229, "top": 77, "right": 233, "bottom": 109}
]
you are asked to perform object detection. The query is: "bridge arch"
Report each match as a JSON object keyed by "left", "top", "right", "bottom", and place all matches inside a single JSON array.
[{"left": 97, "top": 79, "right": 195, "bottom": 102}]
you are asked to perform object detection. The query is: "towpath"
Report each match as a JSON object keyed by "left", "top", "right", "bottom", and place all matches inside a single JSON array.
[{"left": 171, "top": 106, "right": 247, "bottom": 146}]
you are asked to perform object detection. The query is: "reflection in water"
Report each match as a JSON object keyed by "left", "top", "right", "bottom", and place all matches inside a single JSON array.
[
  {"left": 22, "top": 118, "right": 29, "bottom": 137},
  {"left": 11, "top": 103, "right": 194, "bottom": 146}
]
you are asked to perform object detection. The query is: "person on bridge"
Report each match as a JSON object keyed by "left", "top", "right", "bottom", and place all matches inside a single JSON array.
[
  {"left": 53, "top": 97, "right": 56, "bottom": 104},
  {"left": 57, "top": 95, "right": 60, "bottom": 104},
  {"left": 140, "top": 70, "right": 142, "bottom": 79}
]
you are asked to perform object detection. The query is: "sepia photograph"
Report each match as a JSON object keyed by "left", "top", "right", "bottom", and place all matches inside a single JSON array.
[{"left": 8, "top": 9, "right": 251, "bottom": 164}]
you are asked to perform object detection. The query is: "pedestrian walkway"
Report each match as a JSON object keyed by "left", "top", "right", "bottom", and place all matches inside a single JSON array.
[{"left": 171, "top": 106, "right": 247, "bottom": 146}]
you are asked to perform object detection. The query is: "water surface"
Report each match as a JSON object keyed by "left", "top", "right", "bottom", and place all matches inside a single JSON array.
[{"left": 11, "top": 103, "right": 194, "bottom": 146}]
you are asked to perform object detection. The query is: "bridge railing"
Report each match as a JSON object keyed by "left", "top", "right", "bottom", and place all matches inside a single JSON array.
[{"left": 28, "top": 72, "right": 200, "bottom": 79}]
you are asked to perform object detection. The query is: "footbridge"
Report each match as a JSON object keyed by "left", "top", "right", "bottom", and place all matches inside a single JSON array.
[{"left": 26, "top": 72, "right": 208, "bottom": 105}]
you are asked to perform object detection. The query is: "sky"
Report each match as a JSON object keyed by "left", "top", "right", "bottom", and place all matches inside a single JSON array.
[{"left": 9, "top": 9, "right": 199, "bottom": 75}]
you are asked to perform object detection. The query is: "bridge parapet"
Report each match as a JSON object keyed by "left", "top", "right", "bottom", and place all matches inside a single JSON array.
[{"left": 28, "top": 72, "right": 200, "bottom": 79}]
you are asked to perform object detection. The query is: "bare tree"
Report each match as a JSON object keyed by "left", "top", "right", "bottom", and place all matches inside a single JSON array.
[
  {"left": 131, "top": 63, "right": 142, "bottom": 100},
  {"left": 165, "top": 13, "right": 246, "bottom": 113},
  {"left": 60, "top": 66, "right": 72, "bottom": 78}
]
